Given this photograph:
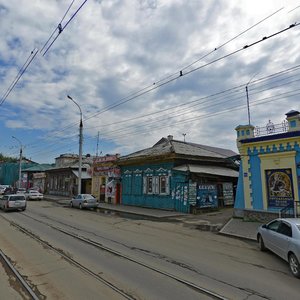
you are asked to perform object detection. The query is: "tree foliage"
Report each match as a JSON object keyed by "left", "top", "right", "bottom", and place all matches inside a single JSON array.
[{"left": 0, "top": 153, "right": 18, "bottom": 163}]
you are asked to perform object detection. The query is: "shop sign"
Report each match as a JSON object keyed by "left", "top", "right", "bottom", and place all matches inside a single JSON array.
[
  {"left": 33, "top": 172, "right": 46, "bottom": 179},
  {"left": 266, "top": 168, "right": 294, "bottom": 207},
  {"left": 93, "top": 154, "right": 119, "bottom": 164},
  {"left": 197, "top": 184, "right": 218, "bottom": 208},
  {"left": 223, "top": 182, "right": 234, "bottom": 205}
]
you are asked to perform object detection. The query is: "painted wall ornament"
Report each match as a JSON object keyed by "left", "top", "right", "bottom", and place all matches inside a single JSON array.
[{"left": 266, "top": 168, "right": 294, "bottom": 207}]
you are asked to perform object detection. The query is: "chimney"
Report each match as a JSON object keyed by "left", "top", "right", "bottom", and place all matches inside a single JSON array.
[{"left": 167, "top": 135, "right": 173, "bottom": 141}]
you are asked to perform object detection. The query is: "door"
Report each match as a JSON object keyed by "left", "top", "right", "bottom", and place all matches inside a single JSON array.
[{"left": 174, "top": 183, "right": 189, "bottom": 213}]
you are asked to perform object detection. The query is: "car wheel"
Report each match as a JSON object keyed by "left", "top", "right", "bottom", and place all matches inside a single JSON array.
[
  {"left": 289, "top": 253, "right": 300, "bottom": 278},
  {"left": 70, "top": 201, "right": 73, "bottom": 208},
  {"left": 79, "top": 203, "right": 82, "bottom": 210},
  {"left": 22, "top": 207, "right": 26, "bottom": 211},
  {"left": 258, "top": 234, "right": 266, "bottom": 251}
]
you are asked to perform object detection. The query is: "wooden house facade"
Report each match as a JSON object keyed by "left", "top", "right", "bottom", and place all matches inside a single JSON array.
[{"left": 118, "top": 135, "right": 239, "bottom": 213}]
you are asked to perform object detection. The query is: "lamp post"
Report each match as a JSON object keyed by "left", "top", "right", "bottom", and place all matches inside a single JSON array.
[
  {"left": 12, "top": 136, "right": 22, "bottom": 189},
  {"left": 245, "top": 72, "right": 259, "bottom": 125},
  {"left": 67, "top": 95, "right": 83, "bottom": 195}
]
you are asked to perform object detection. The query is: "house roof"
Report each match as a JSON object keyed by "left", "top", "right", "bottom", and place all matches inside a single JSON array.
[
  {"left": 119, "top": 137, "right": 237, "bottom": 162},
  {"left": 72, "top": 170, "right": 91, "bottom": 179},
  {"left": 173, "top": 164, "right": 239, "bottom": 178},
  {"left": 22, "top": 164, "right": 54, "bottom": 172}
]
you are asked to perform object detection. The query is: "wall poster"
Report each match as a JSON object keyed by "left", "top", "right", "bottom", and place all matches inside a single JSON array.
[
  {"left": 196, "top": 184, "right": 218, "bottom": 208},
  {"left": 265, "top": 168, "right": 294, "bottom": 208}
]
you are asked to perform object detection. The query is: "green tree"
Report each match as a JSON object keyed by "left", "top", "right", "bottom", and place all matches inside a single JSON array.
[{"left": 0, "top": 153, "right": 18, "bottom": 163}]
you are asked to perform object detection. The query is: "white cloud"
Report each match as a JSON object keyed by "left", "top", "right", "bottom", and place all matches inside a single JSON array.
[{"left": 0, "top": 0, "right": 299, "bottom": 162}]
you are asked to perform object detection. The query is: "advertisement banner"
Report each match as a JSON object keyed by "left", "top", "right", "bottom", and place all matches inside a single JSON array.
[
  {"left": 266, "top": 168, "right": 294, "bottom": 208},
  {"left": 223, "top": 182, "right": 234, "bottom": 206},
  {"left": 196, "top": 184, "right": 218, "bottom": 208}
]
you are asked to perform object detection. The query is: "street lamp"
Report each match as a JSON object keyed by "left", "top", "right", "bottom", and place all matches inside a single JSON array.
[
  {"left": 67, "top": 95, "right": 83, "bottom": 195},
  {"left": 245, "top": 72, "right": 259, "bottom": 125},
  {"left": 12, "top": 136, "right": 22, "bottom": 189}
]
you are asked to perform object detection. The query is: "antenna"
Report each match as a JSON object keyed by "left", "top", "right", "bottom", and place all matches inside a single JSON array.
[{"left": 182, "top": 133, "right": 186, "bottom": 142}]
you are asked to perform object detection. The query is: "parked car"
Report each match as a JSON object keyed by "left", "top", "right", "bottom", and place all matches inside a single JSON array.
[
  {"left": 257, "top": 218, "right": 300, "bottom": 278},
  {"left": 16, "top": 188, "right": 26, "bottom": 194},
  {"left": 0, "top": 194, "right": 26, "bottom": 212},
  {"left": 0, "top": 185, "right": 10, "bottom": 195},
  {"left": 25, "top": 190, "right": 43, "bottom": 201},
  {"left": 70, "top": 194, "right": 98, "bottom": 209}
]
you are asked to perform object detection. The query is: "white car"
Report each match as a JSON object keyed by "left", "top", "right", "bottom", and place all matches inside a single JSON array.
[
  {"left": 0, "top": 194, "right": 26, "bottom": 211},
  {"left": 25, "top": 190, "right": 43, "bottom": 201},
  {"left": 16, "top": 188, "right": 26, "bottom": 194},
  {"left": 70, "top": 194, "right": 98, "bottom": 209},
  {"left": 257, "top": 218, "right": 300, "bottom": 278}
]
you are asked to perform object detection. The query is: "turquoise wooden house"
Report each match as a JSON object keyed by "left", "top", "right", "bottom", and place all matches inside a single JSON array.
[{"left": 118, "top": 135, "right": 239, "bottom": 213}]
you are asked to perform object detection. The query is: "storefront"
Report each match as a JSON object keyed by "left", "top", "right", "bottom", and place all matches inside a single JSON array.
[{"left": 91, "top": 154, "right": 121, "bottom": 204}]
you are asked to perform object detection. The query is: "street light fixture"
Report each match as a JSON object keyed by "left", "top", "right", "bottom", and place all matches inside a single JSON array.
[
  {"left": 12, "top": 136, "right": 22, "bottom": 189},
  {"left": 245, "top": 72, "right": 260, "bottom": 125},
  {"left": 67, "top": 95, "right": 83, "bottom": 195}
]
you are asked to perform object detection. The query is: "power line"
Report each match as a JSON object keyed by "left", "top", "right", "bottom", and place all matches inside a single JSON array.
[
  {"left": 0, "top": 48, "right": 39, "bottom": 106},
  {"left": 25, "top": 81, "right": 300, "bottom": 158},
  {"left": 25, "top": 63, "right": 300, "bottom": 155},
  {"left": 41, "top": 0, "right": 89, "bottom": 56},
  {"left": 40, "top": 0, "right": 76, "bottom": 54},
  {"left": 37, "top": 8, "right": 285, "bottom": 136}
]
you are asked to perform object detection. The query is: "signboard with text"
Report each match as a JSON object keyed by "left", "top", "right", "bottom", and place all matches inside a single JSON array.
[{"left": 266, "top": 168, "right": 294, "bottom": 208}]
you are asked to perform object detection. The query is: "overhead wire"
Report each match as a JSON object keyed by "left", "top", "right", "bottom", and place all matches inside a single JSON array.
[
  {"left": 26, "top": 63, "right": 300, "bottom": 156},
  {"left": 40, "top": 0, "right": 76, "bottom": 54},
  {"left": 25, "top": 71, "right": 300, "bottom": 157},
  {"left": 0, "top": 48, "right": 39, "bottom": 106},
  {"left": 41, "top": 0, "right": 88, "bottom": 56},
  {"left": 11, "top": 10, "right": 298, "bottom": 157},
  {"left": 38, "top": 7, "right": 285, "bottom": 137}
]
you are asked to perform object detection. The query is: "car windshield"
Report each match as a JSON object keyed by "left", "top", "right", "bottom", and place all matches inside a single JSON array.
[
  {"left": 83, "top": 195, "right": 95, "bottom": 199},
  {"left": 10, "top": 196, "right": 25, "bottom": 201}
]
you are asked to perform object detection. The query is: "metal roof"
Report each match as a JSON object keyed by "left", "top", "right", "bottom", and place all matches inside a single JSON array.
[
  {"left": 173, "top": 164, "right": 239, "bottom": 178},
  {"left": 72, "top": 170, "right": 91, "bottom": 180},
  {"left": 120, "top": 137, "right": 237, "bottom": 161}
]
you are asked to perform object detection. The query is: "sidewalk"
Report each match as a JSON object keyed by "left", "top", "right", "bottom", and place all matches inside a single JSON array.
[{"left": 44, "top": 195, "right": 262, "bottom": 241}]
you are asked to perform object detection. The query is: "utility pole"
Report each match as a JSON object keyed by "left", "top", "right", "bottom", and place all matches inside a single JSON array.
[
  {"left": 67, "top": 95, "right": 83, "bottom": 195},
  {"left": 96, "top": 131, "right": 100, "bottom": 157},
  {"left": 245, "top": 72, "right": 259, "bottom": 125},
  {"left": 245, "top": 85, "right": 251, "bottom": 125},
  {"left": 12, "top": 136, "right": 22, "bottom": 189}
]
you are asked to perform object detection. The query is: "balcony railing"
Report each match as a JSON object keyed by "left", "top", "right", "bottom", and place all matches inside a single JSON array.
[{"left": 254, "top": 120, "right": 289, "bottom": 137}]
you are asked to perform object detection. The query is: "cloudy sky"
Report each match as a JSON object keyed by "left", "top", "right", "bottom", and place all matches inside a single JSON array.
[{"left": 0, "top": 0, "right": 299, "bottom": 163}]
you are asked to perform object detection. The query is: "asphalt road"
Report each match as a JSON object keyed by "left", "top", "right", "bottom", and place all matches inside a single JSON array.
[{"left": 1, "top": 201, "right": 300, "bottom": 299}]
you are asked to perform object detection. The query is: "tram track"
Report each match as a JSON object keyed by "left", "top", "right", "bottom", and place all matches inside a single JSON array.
[
  {"left": 0, "top": 249, "right": 40, "bottom": 300},
  {"left": 2, "top": 212, "right": 228, "bottom": 300}
]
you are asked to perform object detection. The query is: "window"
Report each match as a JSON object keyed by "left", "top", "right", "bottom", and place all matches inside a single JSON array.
[
  {"left": 143, "top": 175, "right": 169, "bottom": 195},
  {"left": 147, "top": 177, "right": 153, "bottom": 194},
  {"left": 267, "top": 220, "right": 281, "bottom": 231},
  {"left": 159, "top": 176, "right": 167, "bottom": 194},
  {"left": 277, "top": 222, "right": 292, "bottom": 237}
]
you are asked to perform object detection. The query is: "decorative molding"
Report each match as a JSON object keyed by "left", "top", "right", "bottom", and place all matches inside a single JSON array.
[{"left": 144, "top": 168, "right": 153, "bottom": 173}]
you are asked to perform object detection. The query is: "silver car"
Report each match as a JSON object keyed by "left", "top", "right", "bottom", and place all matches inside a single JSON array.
[
  {"left": 70, "top": 194, "right": 98, "bottom": 210},
  {"left": 257, "top": 218, "right": 300, "bottom": 278},
  {"left": 0, "top": 194, "right": 27, "bottom": 212}
]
